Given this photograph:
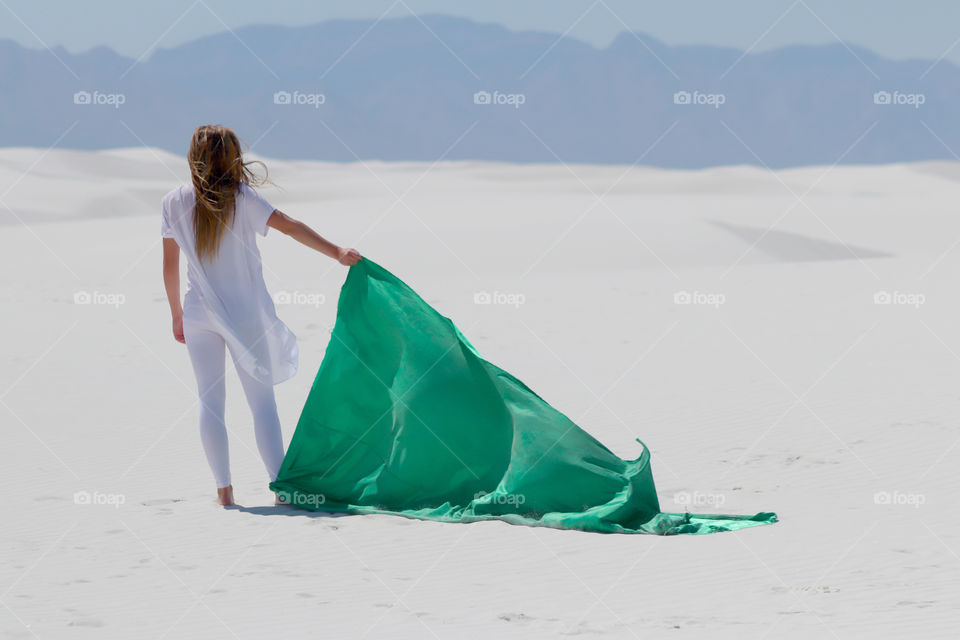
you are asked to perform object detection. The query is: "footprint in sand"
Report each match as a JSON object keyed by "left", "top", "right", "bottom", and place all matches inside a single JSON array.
[
  {"left": 140, "top": 498, "right": 184, "bottom": 507},
  {"left": 67, "top": 619, "right": 104, "bottom": 628},
  {"left": 897, "top": 600, "right": 937, "bottom": 608},
  {"left": 498, "top": 612, "right": 535, "bottom": 623}
]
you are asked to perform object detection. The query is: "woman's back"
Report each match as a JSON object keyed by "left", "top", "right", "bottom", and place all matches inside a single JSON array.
[
  {"left": 161, "top": 183, "right": 275, "bottom": 306},
  {"left": 161, "top": 181, "right": 297, "bottom": 385}
]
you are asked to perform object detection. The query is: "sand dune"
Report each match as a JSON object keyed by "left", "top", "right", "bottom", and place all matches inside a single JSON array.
[
  {"left": 1, "top": 149, "right": 958, "bottom": 638},
  {"left": 711, "top": 221, "right": 893, "bottom": 262}
]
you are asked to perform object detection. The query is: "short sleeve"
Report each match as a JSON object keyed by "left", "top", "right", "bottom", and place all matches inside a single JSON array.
[
  {"left": 241, "top": 184, "right": 276, "bottom": 237},
  {"left": 160, "top": 198, "right": 175, "bottom": 238}
]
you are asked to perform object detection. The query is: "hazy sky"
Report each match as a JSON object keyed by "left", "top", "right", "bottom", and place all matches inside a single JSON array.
[{"left": 2, "top": 0, "right": 959, "bottom": 64}]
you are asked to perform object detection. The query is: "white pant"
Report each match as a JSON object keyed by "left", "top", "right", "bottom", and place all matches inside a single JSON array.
[{"left": 183, "top": 310, "right": 285, "bottom": 489}]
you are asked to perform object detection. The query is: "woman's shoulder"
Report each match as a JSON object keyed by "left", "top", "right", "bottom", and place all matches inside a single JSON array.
[
  {"left": 162, "top": 183, "right": 194, "bottom": 206},
  {"left": 236, "top": 182, "right": 260, "bottom": 198},
  {"left": 236, "top": 183, "right": 274, "bottom": 209}
]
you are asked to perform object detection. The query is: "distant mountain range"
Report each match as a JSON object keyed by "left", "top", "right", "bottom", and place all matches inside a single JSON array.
[{"left": 1, "top": 14, "right": 957, "bottom": 168}]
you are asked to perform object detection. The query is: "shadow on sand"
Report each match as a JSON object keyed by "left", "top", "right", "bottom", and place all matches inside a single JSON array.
[
  {"left": 712, "top": 220, "right": 893, "bottom": 262},
  {"left": 230, "top": 504, "right": 355, "bottom": 519}
]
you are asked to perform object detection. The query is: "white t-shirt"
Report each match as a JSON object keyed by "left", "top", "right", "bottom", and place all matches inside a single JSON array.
[{"left": 161, "top": 183, "right": 298, "bottom": 385}]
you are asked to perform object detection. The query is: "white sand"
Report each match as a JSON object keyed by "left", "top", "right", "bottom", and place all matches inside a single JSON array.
[{"left": 1, "top": 148, "right": 958, "bottom": 638}]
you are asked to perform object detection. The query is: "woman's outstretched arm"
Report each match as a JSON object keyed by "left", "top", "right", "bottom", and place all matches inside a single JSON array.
[
  {"left": 267, "top": 210, "right": 361, "bottom": 265},
  {"left": 162, "top": 237, "right": 185, "bottom": 343}
]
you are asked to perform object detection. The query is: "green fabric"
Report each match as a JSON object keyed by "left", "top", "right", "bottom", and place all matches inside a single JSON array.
[{"left": 270, "top": 259, "right": 777, "bottom": 535}]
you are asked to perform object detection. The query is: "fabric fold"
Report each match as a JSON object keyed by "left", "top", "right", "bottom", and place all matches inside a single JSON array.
[{"left": 270, "top": 259, "right": 777, "bottom": 535}]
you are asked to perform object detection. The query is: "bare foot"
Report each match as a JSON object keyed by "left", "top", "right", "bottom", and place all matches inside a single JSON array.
[{"left": 217, "top": 485, "right": 235, "bottom": 506}]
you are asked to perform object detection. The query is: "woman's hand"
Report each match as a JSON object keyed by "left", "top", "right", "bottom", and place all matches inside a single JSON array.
[
  {"left": 337, "top": 247, "right": 362, "bottom": 266},
  {"left": 172, "top": 312, "right": 185, "bottom": 344}
]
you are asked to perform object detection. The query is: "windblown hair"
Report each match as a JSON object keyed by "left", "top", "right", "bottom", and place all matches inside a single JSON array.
[{"left": 187, "top": 125, "right": 268, "bottom": 262}]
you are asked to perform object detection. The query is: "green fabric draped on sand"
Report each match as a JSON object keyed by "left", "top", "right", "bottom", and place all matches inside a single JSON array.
[{"left": 269, "top": 260, "right": 777, "bottom": 535}]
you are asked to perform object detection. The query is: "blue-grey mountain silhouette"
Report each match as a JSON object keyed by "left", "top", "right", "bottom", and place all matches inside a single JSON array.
[{"left": 1, "top": 15, "right": 956, "bottom": 168}]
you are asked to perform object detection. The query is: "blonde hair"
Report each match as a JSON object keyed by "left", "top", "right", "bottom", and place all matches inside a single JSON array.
[{"left": 187, "top": 125, "right": 268, "bottom": 261}]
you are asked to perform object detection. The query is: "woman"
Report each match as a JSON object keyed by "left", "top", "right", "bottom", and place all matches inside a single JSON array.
[{"left": 161, "top": 124, "right": 361, "bottom": 506}]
